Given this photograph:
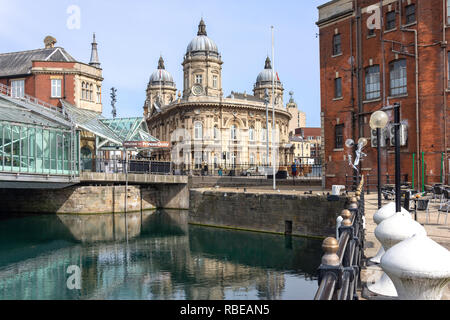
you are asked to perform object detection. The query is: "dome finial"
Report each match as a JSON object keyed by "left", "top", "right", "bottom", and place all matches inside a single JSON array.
[
  {"left": 264, "top": 56, "right": 272, "bottom": 69},
  {"left": 158, "top": 56, "right": 165, "bottom": 70},
  {"left": 198, "top": 18, "right": 207, "bottom": 36}
]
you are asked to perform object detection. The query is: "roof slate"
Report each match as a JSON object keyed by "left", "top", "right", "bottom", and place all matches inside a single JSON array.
[{"left": 0, "top": 47, "right": 76, "bottom": 77}]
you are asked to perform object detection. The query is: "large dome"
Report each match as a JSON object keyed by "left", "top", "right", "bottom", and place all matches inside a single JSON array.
[
  {"left": 149, "top": 56, "right": 175, "bottom": 87},
  {"left": 186, "top": 19, "right": 219, "bottom": 55},
  {"left": 256, "top": 57, "right": 281, "bottom": 84}
]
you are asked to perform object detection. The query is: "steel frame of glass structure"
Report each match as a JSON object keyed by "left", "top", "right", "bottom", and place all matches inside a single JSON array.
[{"left": 0, "top": 122, "right": 80, "bottom": 176}]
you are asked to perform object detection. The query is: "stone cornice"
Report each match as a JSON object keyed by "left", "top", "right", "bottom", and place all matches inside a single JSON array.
[
  {"left": 31, "top": 68, "right": 104, "bottom": 81},
  {"left": 147, "top": 99, "right": 292, "bottom": 122}
]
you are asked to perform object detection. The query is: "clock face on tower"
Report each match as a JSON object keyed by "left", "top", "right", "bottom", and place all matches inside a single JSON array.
[{"left": 192, "top": 84, "right": 204, "bottom": 96}]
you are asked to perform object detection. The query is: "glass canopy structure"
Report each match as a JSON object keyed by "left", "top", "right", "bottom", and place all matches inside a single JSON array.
[
  {"left": 60, "top": 100, "right": 159, "bottom": 152},
  {"left": 0, "top": 94, "right": 80, "bottom": 178}
]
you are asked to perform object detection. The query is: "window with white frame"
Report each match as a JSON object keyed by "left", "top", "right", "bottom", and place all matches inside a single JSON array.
[
  {"left": 11, "top": 80, "right": 25, "bottom": 98},
  {"left": 230, "top": 125, "right": 237, "bottom": 141},
  {"left": 195, "top": 74, "right": 203, "bottom": 84},
  {"left": 365, "top": 65, "right": 380, "bottom": 100},
  {"left": 194, "top": 122, "right": 203, "bottom": 140},
  {"left": 51, "top": 79, "right": 62, "bottom": 98},
  {"left": 261, "top": 128, "right": 267, "bottom": 142},
  {"left": 249, "top": 126, "right": 254, "bottom": 142},
  {"left": 390, "top": 59, "right": 407, "bottom": 96},
  {"left": 212, "top": 75, "right": 218, "bottom": 88}
]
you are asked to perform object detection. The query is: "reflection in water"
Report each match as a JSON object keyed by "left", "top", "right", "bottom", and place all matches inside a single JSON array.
[{"left": 0, "top": 210, "right": 322, "bottom": 300}]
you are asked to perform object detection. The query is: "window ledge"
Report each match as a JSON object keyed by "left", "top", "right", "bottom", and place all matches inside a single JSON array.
[
  {"left": 402, "top": 21, "right": 417, "bottom": 28},
  {"left": 363, "top": 98, "right": 382, "bottom": 104},
  {"left": 333, "top": 97, "right": 344, "bottom": 101},
  {"left": 388, "top": 94, "right": 408, "bottom": 99},
  {"left": 384, "top": 28, "right": 397, "bottom": 34},
  {"left": 331, "top": 53, "right": 343, "bottom": 58},
  {"left": 333, "top": 148, "right": 344, "bottom": 152},
  {"left": 367, "top": 34, "right": 376, "bottom": 39}
]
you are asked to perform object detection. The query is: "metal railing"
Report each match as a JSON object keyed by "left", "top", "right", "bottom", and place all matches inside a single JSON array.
[
  {"left": 0, "top": 83, "right": 62, "bottom": 114},
  {"left": 345, "top": 173, "right": 409, "bottom": 193},
  {"left": 81, "top": 157, "right": 172, "bottom": 175},
  {"left": 172, "top": 160, "right": 322, "bottom": 179},
  {"left": 314, "top": 177, "right": 365, "bottom": 300}
]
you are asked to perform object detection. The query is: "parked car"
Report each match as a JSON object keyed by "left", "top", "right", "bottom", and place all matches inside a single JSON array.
[{"left": 241, "top": 166, "right": 266, "bottom": 176}]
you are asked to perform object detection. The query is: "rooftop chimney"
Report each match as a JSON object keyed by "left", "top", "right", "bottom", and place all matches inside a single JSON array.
[{"left": 44, "top": 36, "right": 57, "bottom": 49}]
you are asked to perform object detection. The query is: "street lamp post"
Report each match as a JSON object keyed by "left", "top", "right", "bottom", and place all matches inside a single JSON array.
[
  {"left": 374, "top": 103, "right": 401, "bottom": 213},
  {"left": 370, "top": 110, "right": 389, "bottom": 209},
  {"left": 393, "top": 103, "right": 401, "bottom": 213}
]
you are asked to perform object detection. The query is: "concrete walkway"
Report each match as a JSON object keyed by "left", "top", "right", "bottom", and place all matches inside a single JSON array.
[{"left": 360, "top": 193, "right": 450, "bottom": 300}]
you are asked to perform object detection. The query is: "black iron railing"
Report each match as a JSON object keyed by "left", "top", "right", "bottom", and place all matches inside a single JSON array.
[
  {"left": 81, "top": 157, "right": 172, "bottom": 175},
  {"left": 314, "top": 178, "right": 365, "bottom": 300}
]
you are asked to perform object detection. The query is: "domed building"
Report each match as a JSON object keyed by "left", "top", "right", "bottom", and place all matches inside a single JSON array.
[{"left": 144, "top": 19, "right": 297, "bottom": 172}]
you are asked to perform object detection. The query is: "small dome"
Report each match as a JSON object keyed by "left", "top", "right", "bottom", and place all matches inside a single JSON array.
[
  {"left": 149, "top": 56, "right": 175, "bottom": 87},
  {"left": 256, "top": 57, "right": 281, "bottom": 85},
  {"left": 186, "top": 19, "right": 219, "bottom": 55}
]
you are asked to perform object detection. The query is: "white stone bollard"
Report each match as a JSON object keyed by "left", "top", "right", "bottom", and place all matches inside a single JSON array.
[
  {"left": 367, "top": 211, "right": 426, "bottom": 297},
  {"left": 381, "top": 234, "right": 450, "bottom": 300},
  {"left": 370, "top": 202, "right": 410, "bottom": 264}
]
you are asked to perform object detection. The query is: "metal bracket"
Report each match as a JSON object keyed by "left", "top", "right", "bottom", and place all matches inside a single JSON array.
[{"left": 318, "top": 264, "right": 343, "bottom": 289}]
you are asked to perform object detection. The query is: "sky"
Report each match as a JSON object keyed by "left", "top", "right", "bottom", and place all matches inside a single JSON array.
[{"left": 0, "top": 0, "right": 325, "bottom": 127}]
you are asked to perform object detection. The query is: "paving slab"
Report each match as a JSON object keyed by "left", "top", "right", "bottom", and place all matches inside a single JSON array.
[{"left": 360, "top": 193, "right": 450, "bottom": 300}]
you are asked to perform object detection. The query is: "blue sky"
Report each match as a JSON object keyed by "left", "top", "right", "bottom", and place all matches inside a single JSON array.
[{"left": 0, "top": 0, "right": 324, "bottom": 127}]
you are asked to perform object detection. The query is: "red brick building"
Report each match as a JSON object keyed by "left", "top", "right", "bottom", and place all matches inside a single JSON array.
[
  {"left": 0, "top": 35, "right": 103, "bottom": 113},
  {"left": 317, "top": 0, "right": 450, "bottom": 190}
]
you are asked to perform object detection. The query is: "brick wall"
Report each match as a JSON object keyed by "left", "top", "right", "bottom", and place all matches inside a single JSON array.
[{"left": 318, "top": 0, "right": 450, "bottom": 189}]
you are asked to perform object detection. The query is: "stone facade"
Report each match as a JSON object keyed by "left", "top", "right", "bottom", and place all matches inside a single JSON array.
[{"left": 144, "top": 20, "right": 294, "bottom": 168}]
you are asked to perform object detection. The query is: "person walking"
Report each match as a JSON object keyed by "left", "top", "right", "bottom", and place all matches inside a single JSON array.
[{"left": 291, "top": 162, "right": 297, "bottom": 185}]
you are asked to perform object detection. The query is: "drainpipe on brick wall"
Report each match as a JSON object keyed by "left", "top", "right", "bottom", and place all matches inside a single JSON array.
[
  {"left": 401, "top": 27, "right": 420, "bottom": 190},
  {"left": 443, "top": 0, "right": 448, "bottom": 184}
]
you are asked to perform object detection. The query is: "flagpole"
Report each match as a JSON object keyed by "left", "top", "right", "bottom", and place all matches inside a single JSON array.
[{"left": 271, "top": 26, "right": 276, "bottom": 191}]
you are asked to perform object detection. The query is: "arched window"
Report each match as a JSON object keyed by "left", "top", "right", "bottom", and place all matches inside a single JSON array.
[
  {"left": 194, "top": 122, "right": 203, "bottom": 140},
  {"left": 230, "top": 125, "right": 237, "bottom": 141},
  {"left": 81, "top": 82, "right": 85, "bottom": 100},
  {"left": 96, "top": 85, "right": 101, "bottom": 103},
  {"left": 249, "top": 126, "right": 254, "bottom": 142},
  {"left": 89, "top": 84, "right": 93, "bottom": 101}
]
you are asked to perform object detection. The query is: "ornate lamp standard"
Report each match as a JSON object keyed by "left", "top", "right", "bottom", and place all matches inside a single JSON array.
[
  {"left": 372, "top": 103, "right": 401, "bottom": 213},
  {"left": 370, "top": 110, "right": 389, "bottom": 209}
]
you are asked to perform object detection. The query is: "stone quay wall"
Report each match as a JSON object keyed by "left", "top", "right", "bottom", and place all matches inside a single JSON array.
[
  {"left": 0, "top": 183, "right": 189, "bottom": 215},
  {"left": 189, "top": 189, "right": 347, "bottom": 238}
]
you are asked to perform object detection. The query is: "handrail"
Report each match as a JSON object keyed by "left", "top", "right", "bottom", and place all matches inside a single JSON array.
[
  {"left": 314, "top": 177, "right": 365, "bottom": 300},
  {"left": 0, "top": 83, "right": 62, "bottom": 114}
]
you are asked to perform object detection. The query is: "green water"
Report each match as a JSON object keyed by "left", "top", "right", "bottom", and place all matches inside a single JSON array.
[{"left": 0, "top": 210, "right": 322, "bottom": 300}]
